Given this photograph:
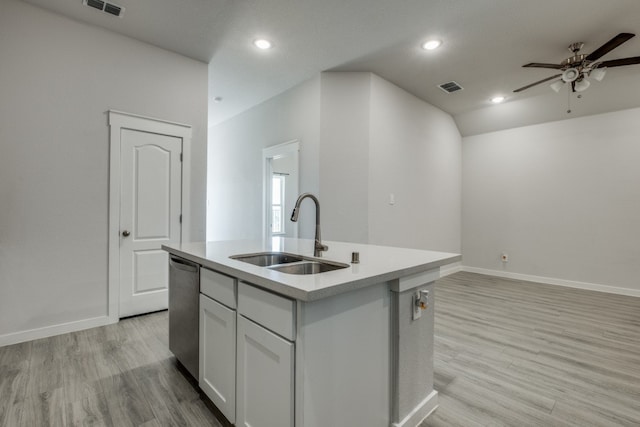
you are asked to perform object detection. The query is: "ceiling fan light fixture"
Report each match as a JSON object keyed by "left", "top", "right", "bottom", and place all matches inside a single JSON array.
[
  {"left": 562, "top": 68, "right": 580, "bottom": 82},
  {"left": 574, "top": 79, "right": 591, "bottom": 92},
  {"left": 550, "top": 80, "right": 565, "bottom": 93},
  {"left": 590, "top": 67, "right": 607, "bottom": 82}
]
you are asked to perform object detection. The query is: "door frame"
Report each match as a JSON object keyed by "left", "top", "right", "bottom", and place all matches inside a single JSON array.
[
  {"left": 262, "top": 140, "right": 300, "bottom": 241},
  {"left": 107, "top": 110, "right": 192, "bottom": 322}
]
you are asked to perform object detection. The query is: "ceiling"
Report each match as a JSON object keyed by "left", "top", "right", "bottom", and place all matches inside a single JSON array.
[{"left": 21, "top": 0, "right": 640, "bottom": 135}]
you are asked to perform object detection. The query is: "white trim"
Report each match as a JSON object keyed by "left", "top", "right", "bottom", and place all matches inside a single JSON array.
[
  {"left": 108, "top": 109, "right": 192, "bottom": 130},
  {"left": 391, "top": 269, "right": 440, "bottom": 292},
  {"left": 461, "top": 266, "right": 640, "bottom": 298},
  {"left": 0, "top": 316, "right": 116, "bottom": 347},
  {"left": 440, "top": 261, "right": 463, "bottom": 278},
  {"left": 391, "top": 390, "right": 438, "bottom": 427},
  {"left": 108, "top": 110, "right": 193, "bottom": 323},
  {"left": 262, "top": 140, "right": 300, "bottom": 241}
]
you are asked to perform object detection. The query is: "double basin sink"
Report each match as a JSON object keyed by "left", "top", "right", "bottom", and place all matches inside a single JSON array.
[{"left": 230, "top": 252, "right": 349, "bottom": 275}]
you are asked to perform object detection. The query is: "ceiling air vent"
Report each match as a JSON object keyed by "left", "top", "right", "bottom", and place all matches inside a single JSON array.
[
  {"left": 438, "top": 81, "right": 464, "bottom": 94},
  {"left": 83, "top": 0, "right": 125, "bottom": 17}
]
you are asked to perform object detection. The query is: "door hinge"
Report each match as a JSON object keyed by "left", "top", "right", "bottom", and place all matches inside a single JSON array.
[
  {"left": 179, "top": 214, "right": 182, "bottom": 223},
  {"left": 180, "top": 153, "right": 183, "bottom": 162}
]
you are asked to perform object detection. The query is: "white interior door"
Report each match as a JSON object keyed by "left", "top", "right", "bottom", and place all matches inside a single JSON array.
[{"left": 119, "top": 129, "right": 182, "bottom": 317}]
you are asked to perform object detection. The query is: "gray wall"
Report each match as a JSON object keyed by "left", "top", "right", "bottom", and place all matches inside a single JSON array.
[
  {"left": 207, "top": 76, "right": 321, "bottom": 241},
  {"left": 462, "top": 107, "right": 640, "bottom": 293},
  {"left": 0, "top": 0, "right": 208, "bottom": 339},
  {"left": 207, "top": 72, "right": 462, "bottom": 254},
  {"left": 368, "top": 75, "right": 461, "bottom": 252},
  {"left": 319, "top": 73, "right": 372, "bottom": 243}
]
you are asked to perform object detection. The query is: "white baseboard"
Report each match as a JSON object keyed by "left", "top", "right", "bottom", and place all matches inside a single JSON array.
[
  {"left": 0, "top": 315, "right": 117, "bottom": 347},
  {"left": 392, "top": 390, "right": 438, "bottom": 427},
  {"left": 461, "top": 266, "right": 640, "bottom": 298},
  {"left": 440, "top": 261, "right": 463, "bottom": 278}
]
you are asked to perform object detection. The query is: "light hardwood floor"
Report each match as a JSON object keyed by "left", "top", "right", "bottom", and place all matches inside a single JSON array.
[
  {"left": 0, "top": 311, "right": 223, "bottom": 427},
  {"left": 1, "top": 272, "right": 639, "bottom": 426},
  {"left": 424, "top": 272, "right": 640, "bottom": 427}
]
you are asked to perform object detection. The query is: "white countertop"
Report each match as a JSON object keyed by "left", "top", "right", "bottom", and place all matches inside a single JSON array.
[{"left": 163, "top": 238, "right": 461, "bottom": 301}]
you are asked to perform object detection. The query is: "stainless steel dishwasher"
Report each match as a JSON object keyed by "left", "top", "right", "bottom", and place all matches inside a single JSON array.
[{"left": 168, "top": 255, "right": 200, "bottom": 379}]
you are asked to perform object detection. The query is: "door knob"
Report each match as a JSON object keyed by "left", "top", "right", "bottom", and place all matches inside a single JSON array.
[{"left": 122, "top": 230, "right": 130, "bottom": 237}]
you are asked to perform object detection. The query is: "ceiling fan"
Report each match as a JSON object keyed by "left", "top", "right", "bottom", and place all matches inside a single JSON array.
[{"left": 513, "top": 33, "right": 640, "bottom": 93}]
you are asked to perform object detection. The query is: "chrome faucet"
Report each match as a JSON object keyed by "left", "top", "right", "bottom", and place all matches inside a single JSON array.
[{"left": 290, "top": 193, "right": 328, "bottom": 257}]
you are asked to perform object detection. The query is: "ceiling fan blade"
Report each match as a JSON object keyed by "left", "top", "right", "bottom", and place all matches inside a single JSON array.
[
  {"left": 586, "top": 33, "right": 635, "bottom": 61},
  {"left": 522, "top": 63, "right": 563, "bottom": 69},
  {"left": 513, "top": 74, "right": 562, "bottom": 93},
  {"left": 599, "top": 56, "right": 640, "bottom": 67}
]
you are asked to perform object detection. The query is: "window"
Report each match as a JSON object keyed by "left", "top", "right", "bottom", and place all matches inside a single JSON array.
[{"left": 271, "top": 175, "right": 285, "bottom": 234}]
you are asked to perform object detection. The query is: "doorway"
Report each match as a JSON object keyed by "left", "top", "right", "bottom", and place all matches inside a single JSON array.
[
  {"left": 263, "top": 141, "right": 300, "bottom": 240},
  {"left": 108, "top": 111, "right": 193, "bottom": 320}
]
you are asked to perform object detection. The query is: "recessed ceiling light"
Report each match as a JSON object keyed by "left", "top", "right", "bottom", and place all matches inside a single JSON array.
[
  {"left": 421, "top": 40, "right": 442, "bottom": 50},
  {"left": 490, "top": 96, "right": 505, "bottom": 104},
  {"left": 253, "top": 39, "right": 273, "bottom": 50}
]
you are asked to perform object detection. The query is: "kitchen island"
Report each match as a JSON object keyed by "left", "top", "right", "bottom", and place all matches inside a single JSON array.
[{"left": 163, "top": 238, "right": 460, "bottom": 427}]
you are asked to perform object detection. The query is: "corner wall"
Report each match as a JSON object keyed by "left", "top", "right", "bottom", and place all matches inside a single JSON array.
[
  {"left": 207, "top": 72, "right": 462, "bottom": 256},
  {"left": 368, "top": 75, "right": 461, "bottom": 253},
  {"left": 462, "top": 108, "right": 640, "bottom": 295},
  {"left": 319, "top": 73, "right": 372, "bottom": 243},
  {"left": 207, "top": 76, "right": 322, "bottom": 241},
  {"left": 0, "top": 0, "right": 208, "bottom": 343}
]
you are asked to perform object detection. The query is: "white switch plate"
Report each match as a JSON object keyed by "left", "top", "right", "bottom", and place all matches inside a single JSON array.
[{"left": 389, "top": 193, "right": 395, "bottom": 205}]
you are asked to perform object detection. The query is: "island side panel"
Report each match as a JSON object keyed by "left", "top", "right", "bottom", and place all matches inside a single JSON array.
[
  {"left": 390, "top": 277, "right": 437, "bottom": 427},
  {"left": 298, "top": 281, "right": 391, "bottom": 427}
]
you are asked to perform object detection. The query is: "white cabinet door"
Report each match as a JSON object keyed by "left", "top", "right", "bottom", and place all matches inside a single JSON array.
[
  {"left": 199, "top": 294, "right": 236, "bottom": 424},
  {"left": 237, "top": 316, "right": 294, "bottom": 427}
]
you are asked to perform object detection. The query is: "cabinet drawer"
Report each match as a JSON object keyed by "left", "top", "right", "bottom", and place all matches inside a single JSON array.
[
  {"left": 200, "top": 267, "right": 236, "bottom": 309},
  {"left": 238, "top": 282, "right": 295, "bottom": 340}
]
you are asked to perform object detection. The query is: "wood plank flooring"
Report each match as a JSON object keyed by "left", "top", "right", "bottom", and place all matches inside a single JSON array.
[
  {"left": 1, "top": 272, "right": 639, "bottom": 426},
  {"left": 0, "top": 311, "right": 222, "bottom": 427},
  {"left": 423, "top": 272, "right": 640, "bottom": 427}
]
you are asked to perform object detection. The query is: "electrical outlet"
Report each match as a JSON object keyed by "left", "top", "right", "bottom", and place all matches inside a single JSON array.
[
  {"left": 413, "top": 293, "right": 422, "bottom": 320},
  {"left": 412, "top": 290, "right": 429, "bottom": 320},
  {"left": 501, "top": 253, "right": 509, "bottom": 262}
]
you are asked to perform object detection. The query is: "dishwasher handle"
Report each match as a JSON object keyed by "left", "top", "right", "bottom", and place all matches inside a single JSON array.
[{"left": 169, "top": 255, "right": 199, "bottom": 272}]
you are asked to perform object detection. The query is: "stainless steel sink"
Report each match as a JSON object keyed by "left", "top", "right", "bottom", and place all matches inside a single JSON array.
[
  {"left": 230, "top": 252, "right": 303, "bottom": 267},
  {"left": 230, "top": 252, "right": 349, "bottom": 274},
  {"left": 269, "top": 261, "right": 349, "bottom": 275}
]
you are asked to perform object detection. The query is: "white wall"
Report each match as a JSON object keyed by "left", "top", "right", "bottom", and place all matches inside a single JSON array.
[
  {"left": 0, "top": 0, "right": 208, "bottom": 342},
  {"left": 462, "top": 108, "right": 640, "bottom": 294},
  {"left": 368, "top": 75, "right": 461, "bottom": 252},
  {"left": 207, "top": 76, "right": 321, "bottom": 241},
  {"left": 319, "top": 73, "right": 372, "bottom": 243},
  {"left": 208, "top": 71, "right": 462, "bottom": 255}
]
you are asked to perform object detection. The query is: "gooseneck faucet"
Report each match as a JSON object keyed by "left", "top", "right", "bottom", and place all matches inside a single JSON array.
[{"left": 290, "top": 193, "right": 328, "bottom": 257}]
